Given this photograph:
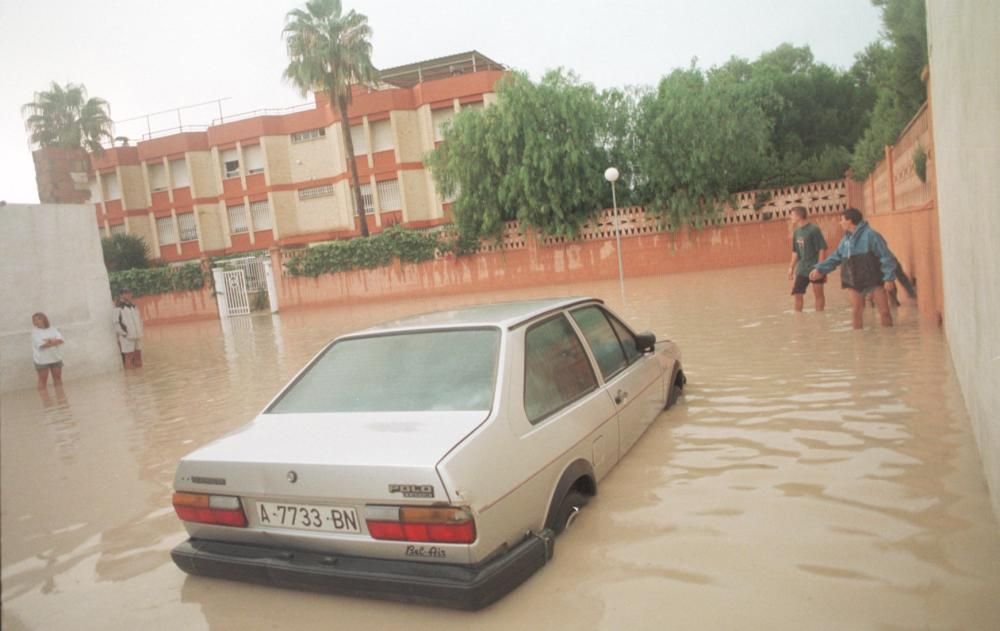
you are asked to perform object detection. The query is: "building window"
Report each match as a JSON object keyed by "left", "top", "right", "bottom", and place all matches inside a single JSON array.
[
  {"left": 148, "top": 162, "right": 168, "bottom": 192},
  {"left": 377, "top": 179, "right": 401, "bottom": 211},
  {"left": 156, "top": 216, "right": 177, "bottom": 245},
  {"left": 177, "top": 213, "right": 198, "bottom": 242},
  {"left": 109, "top": 223, "right": 126, "bottom": 236},
  {"left": 250, "top": 200, "right": 272, "bottom": 230},
  {"left": 371, "top": 120, "right": 394, "bottom": 153},
  {"left": 170, "top": 158, "right": 190, "bottom": 188},
  {"left": 350, "top": 125, "right": 367, "bottom": 156},
  {"left": 244, "top": 145, "right": 265, "bottom": 175},
  {"left": 227, "top": 204, "right": 249, "bottom": 234},
  {"left": 102, "top": 172, "right": 120, "bottom": 200},
  {"left": 432, "top": 108, "right": 455, "bottom": 142},
  {"left": 291, "top": 128, "right": 326, "bottom": 143},
  {"left": 359, "top": 183, "right": 375, "bottom": 214},
  {"left": 222, "top": 148, "right": 240, "bottom": 179},
  {"left": 298, "top": 184, "right": 335, "bottom": 200}
]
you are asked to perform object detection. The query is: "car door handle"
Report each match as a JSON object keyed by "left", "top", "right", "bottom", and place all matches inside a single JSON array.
[{"left": 614, "top": 389, "right": 628, "bottom": 405}]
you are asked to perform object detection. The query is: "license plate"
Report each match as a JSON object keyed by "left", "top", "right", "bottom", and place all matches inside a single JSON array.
[{"left": 256, "top": 501, "right": 361, "bottom": 534}]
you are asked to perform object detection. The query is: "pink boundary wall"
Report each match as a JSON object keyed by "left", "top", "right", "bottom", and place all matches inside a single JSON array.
[
  {"left": 133, "top": 287, "right": 216, "bottom": 326},
  {"left": 271, "top": 211, "right": 847, "bottom": 312}
]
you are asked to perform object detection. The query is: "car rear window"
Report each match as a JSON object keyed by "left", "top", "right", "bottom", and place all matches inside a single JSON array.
[{"left": 267, "top": 328, "right": 500, "bottom": 413}]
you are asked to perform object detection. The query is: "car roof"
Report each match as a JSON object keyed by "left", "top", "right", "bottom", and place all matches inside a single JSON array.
[{"left": 344, "top": 297, "right": 600, "bottom": 337}]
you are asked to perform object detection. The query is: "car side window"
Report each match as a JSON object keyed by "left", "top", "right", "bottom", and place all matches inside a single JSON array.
[
  {"left": 608, "top": 314, "right": 642, "bottom": 363},
  {"left": 570, "top": 306, "right": 627, "bottom": 380},
  {"left": 524, "top": 314, "right": 599, "bottom": 423}
]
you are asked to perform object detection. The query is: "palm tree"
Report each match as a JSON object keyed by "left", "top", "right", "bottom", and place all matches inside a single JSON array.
[
  {"left": 283, "top": 0, "right": 378, "bottom": 237},
  {"left": 22, "top": 82, "right": 113, "bottom": 154}
]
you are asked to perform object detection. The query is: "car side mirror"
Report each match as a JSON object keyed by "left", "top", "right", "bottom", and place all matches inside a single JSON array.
[{"left": 635, "top": 331, "right": 656, "bottom": 353}]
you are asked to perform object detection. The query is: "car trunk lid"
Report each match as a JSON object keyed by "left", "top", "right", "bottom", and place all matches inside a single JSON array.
[{"left": 175, "top": 411, "right": 488, "bottom": 504}]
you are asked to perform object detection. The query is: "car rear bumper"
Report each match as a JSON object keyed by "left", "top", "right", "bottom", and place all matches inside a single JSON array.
[{"left": 171, "top": 530, "right": 555, "bottom": 610}]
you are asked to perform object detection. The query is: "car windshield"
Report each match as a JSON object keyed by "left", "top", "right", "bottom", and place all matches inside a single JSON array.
[{"left": 267, "top": 328, "right": 500, "bottom": 413}]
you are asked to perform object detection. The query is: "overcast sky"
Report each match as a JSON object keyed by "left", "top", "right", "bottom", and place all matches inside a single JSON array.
[{"left": 0, "top": 0, "right": 883, "bottom": 205}]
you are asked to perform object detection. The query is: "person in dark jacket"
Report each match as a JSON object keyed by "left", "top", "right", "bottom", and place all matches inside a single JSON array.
[{"left": 809, "top": 208, "right": 897, "bottom": 329}]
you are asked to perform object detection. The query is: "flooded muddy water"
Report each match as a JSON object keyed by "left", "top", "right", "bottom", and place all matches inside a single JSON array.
[{"left": 3, "top": 264, "right": 999, "bottom": 630}]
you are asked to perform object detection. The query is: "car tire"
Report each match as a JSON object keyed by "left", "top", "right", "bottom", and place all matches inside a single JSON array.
[
  {"left": 553, "top": 490, "right": 589, "bottom": 535},
  {"left": 666, "top": 369, "right": 685, "bottom": 409}
]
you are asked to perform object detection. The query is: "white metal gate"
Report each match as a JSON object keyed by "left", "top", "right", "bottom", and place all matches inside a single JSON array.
[
  {"left": 226, "top": 256, "right": 267, "bottom": 292},
  {"left": 219, "top": 269, "right": 251, "bottom": 316},
  {"left": 212, "top": 256, "right": 279, "bottom": 319}
]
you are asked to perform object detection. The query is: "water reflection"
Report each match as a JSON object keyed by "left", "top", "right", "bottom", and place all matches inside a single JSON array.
[{"left": 2, "top": 264, "right": 999, "bottom": 631}]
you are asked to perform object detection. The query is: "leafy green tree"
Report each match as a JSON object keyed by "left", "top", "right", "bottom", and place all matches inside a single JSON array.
[
  {"left": 283, "top": 0, "right": 377, "bottom": 236},
  {"left": 601, "top": 86, "right": 645, "bottom": 207},
  {"left": 850, "top": 0, "right": 928, "bottom": 178},
  {"left": 711, "top": 44, "right": 874, "bottom": 186},
  {"left": 634, "top": 67, "right": 776, "bottom": 228},
  {"left": 21, "top": 82, "right": 112, "bottom": 153},
  {"left": 427, "top": 70, "right": 616, "bottom": 239},
  {"left": 102, "top": 233, "right": 150, "bottom": 271}
]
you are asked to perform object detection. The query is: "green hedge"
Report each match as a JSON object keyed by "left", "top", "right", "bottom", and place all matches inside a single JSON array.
[
  {"left": 109, "top": 263, "right": 207, "bottom": 298},
  {"left": 284, "top": 225, "right": 448, "bottom": 277}
]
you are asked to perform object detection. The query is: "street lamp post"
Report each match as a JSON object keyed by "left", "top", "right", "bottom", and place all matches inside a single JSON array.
[{"left": 604, "top": 167, "right": 626, "bottom": 304}]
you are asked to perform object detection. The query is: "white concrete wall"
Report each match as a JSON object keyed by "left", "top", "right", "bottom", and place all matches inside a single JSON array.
[
  {"left": 927, "top": 0, "right": 1000, "bottom": 517},
  {"left": 1, "top": 204, "right": 122, "bottom": 392}
]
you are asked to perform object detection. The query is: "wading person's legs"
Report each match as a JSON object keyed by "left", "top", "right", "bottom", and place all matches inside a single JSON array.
[
  {"left": 871, "top": 287, "right": 894, "bottom": 327},
  {"left": 36, "top": 366, "right": 50, "bottom": 389},
  {"left": 50, "top": 363, "right": 63, "bottom": 385},
  {"left": 813, "top": 282, "right": 825, "bottom": 311},
  {"left": 792, "top": 275, "right": 808, "bottom": 312},
  {"left": 847, "top": 289, "right": 865, "bottom": 329}
]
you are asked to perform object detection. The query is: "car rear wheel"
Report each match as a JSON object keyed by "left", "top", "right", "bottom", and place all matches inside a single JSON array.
[{"left": 552, "top": 490, "right": 589, "bottom": 535}]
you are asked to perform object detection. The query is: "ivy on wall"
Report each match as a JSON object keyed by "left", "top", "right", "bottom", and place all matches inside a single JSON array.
[
  {"left": 284, "top": 225, "right": 445, "bottom": 277},
  {"left": 108, "top": 263, "right": 207, "bottom": 298}
]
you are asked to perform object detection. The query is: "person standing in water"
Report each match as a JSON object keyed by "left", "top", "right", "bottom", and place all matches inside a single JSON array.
[
  {"left": 114, "top": 287, "right": 144, "bottom": 368},
  {"left": 787, "top": 206, "right": 828, "bottom": 312},
  {"left": 809, "top": 208, "right": 897, "bottom": 329},
  {"left": 31, "top": 312, "right": 65, "bottom": 388}
]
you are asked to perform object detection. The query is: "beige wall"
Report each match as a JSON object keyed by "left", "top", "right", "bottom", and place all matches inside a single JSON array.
[
  {"left": 195, "top": 202, "right": 226, "bottom": 251},
  {"left": 119, "top": 165, "right": 146, "bottom": 210},
  {"left": 289, "top": 132, "right": 338, "bottom": 182},
  {"left": 400, "top": 170, "right": 434, "bottom": 222},
  {"left": 392, "top": 110, "right": 425, "bottom": 163},
  {"left": 1, "top": 204, "right": 121, "bottom": 392},
  {"left": 261, "top": 136, "right": 291, "bottom": 185},
  {"left": 187, "top": 151, "right": 218, "bottom": 198},
  {"left": 271, "top": 190, "right": 300, "bottom": 237},
  {"left": 927, "top": 0, "right": 1000, "bottom": 518}
]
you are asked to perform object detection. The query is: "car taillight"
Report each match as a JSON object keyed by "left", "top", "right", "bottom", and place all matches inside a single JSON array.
[
  {"left": 365, "top": 505, "right": 476, "bottom": 544},
  {"left": 172, "top": 492, "right": 247, "bottom": 528}
]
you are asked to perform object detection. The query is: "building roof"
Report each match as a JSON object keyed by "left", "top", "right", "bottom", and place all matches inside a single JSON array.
[{"left": 378, "top": 50, "right": 506, "bottom": 88}]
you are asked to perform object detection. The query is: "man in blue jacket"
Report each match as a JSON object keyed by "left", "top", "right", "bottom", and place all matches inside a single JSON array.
[{"left": 809, "top": 208, "right": 897, "bottom": 329}]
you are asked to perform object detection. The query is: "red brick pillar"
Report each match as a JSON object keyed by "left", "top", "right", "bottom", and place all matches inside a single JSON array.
[{"left": 32, "top": 147, "right": 92, "bottom": 203}]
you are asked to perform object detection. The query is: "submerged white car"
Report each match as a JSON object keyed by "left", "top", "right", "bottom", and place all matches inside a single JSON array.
[{"left": 171, "top": 297, "right": 685, "bottom": 609}]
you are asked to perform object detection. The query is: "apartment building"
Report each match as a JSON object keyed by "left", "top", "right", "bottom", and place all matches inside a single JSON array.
[{"left": 84, "top": 51, "right": 504, "bottom": 262}]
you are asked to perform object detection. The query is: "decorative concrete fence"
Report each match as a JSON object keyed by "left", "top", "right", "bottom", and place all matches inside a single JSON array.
[{"left": 269, "top": 180, "right": 849, "bottom": 312}]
